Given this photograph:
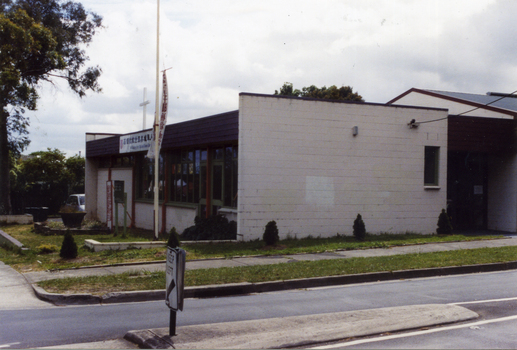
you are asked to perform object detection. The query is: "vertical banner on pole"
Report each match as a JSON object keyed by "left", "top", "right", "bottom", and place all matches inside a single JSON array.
[
  {"left": 106, "top": 181, "right": 113, "bottom": 231},
  {"left": 147, "top": 72, "right": 169, "bottom": 160}
]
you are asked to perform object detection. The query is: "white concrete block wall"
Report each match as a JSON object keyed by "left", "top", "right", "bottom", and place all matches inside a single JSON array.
[
  {"left": 487, "top": 153, "right": 517, "bottom": 232},
  {"left": 238, "top": 94, "right": 448, "bottom": 240}
]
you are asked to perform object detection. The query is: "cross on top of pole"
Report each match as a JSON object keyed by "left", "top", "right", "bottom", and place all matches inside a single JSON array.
[{"left": 140, "top": 87, "right": 151, "bottom": 130}]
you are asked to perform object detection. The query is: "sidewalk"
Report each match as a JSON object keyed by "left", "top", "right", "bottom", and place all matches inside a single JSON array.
[
  {"left": 22, "top": 236, "right": 517, "bottom": 305},
  {"left": 3, "top": 236, "right": 517, "bottom": 349}
]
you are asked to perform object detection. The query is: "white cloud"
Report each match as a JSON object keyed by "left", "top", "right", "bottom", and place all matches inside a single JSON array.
[{"left": 21, "top": 0, "right": 515, "bottom": 158}]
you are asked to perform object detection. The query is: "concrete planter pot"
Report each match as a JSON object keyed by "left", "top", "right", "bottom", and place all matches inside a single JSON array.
[{"left": 60, "top": 212, "right": 86, "bottom": 228}]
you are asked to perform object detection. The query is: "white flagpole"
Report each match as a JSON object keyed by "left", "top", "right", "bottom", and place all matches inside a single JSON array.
[{"left": 153, "top": 0, "right": 160, "bottom": 240}]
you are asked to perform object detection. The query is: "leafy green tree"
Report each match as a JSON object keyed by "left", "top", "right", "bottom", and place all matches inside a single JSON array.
[
  {"left": 0, "top": 0, "right": 102, "bottom": 214},
  {"left": 16, "top": 148, "right": 84, "bottom": 213},
  {"left": 274, "top": 82, "right": 301, "bottom": 97},
  {"left": 275, "top": 82, "right": 363, "bottom": 102},
  {"left": 65, "top": 154, "right": 85, "bottom": 193}
]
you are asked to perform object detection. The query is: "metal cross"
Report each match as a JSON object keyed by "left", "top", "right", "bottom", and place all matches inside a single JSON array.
[{"left": 140, "top": 87, "right": 151, "bottom": 129}]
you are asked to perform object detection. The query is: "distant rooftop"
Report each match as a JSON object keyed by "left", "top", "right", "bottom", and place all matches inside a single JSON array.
[{"left": 425, "top": 89, "right": 517, "bottom": 113}]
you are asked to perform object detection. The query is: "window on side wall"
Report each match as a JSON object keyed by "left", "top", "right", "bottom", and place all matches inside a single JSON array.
[{"left": 424, "top": 146, "right": 439, "bottom": 186}]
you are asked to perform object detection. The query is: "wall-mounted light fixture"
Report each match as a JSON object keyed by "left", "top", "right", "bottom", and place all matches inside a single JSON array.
[
  {"left": 352, "top": 126, "right": 359, "bottom": 136},
  {"left": 407, "top": 119, "right": 420, "bottom": 129}
]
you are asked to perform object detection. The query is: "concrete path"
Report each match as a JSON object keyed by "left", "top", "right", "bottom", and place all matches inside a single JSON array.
[
  {"left": 125, "top": 304, "right": 478, "bottom": 349},
  {"left": 0, "top": 261, "right": 51, "bottom": 310},
  {"left": 23, "top": 236, "right": 517, "bottom": 284}
]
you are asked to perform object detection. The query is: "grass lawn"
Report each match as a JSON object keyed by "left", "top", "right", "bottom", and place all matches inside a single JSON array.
[
  {"left": 37, "top": 245, "right": 517, "bottom": 295},
  {"left": 0, "top": 224, "right": 506, "bottom": 273}
]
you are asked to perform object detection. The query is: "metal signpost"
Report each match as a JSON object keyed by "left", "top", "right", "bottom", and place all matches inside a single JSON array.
[
  {"left": 106, "top": 181, "right": 113, "bottom": 231},
  {"left": 113, "top": 181, "right": 127, "bottom": 237},
  {"left": 166, "top": 247, "right": 186, "bottom": 336}
]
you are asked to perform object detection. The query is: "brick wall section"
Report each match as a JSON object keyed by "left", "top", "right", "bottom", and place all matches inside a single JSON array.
[{"left": 238, "top": 94, "right": 448, "bottom": 240}]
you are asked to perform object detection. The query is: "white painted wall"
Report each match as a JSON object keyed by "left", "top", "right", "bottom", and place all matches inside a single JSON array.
[
  {"left": 132, "top": 203, "right": 197, "bottom": 233},
  {"left": 134, "top": 202, "right": 155, "bottom": 230},
  {"left": 164, "top": 206, "right": 197, "bottom": 233},
  {"left": 238, "top": 94, "right": 448, "bottom": 240},
  {"left": 96, "top": 169, "right": 109, "bottom": 223},
  {"left": 392, "top": 92, "right": 514, "bottom": 119},
  {"left": 488, "top": 154, "right": 517, "bottom": 232}
]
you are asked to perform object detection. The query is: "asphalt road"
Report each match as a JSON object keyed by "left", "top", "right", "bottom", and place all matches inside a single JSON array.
[
  {"left": 2, "top": 269, "right": 517, "bottom": 349},
  {"left": 312, "top": 299, "right": 517, "bottom": 349}
]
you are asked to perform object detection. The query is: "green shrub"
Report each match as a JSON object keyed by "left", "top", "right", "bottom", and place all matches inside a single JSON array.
[
  {"left": 353, "top": 214, "right": 366, "bottom": 241},
  {"left": 167, "top": 227, "right": 181, "bottom": 248},
  {"left": 436, "top": 209, "right": 453, "bottom": 235},
  {"left": 263, "top": 220, "right": 279, "bottom": 246},
  {"left": 59, "top": 231, "right": 78, "bottom": 259},
  {"left": 37, "top": 244, "right": 59, "bottom": 254},
  {"left": 181, "top": 215, "right": 237, "bottom": 241}
]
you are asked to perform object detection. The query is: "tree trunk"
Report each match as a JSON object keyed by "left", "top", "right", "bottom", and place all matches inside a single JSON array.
[{"left": 0, "top": 108, "right": 12, "bottom": 215}]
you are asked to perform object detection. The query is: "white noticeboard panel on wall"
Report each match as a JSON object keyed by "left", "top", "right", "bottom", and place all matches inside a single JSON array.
[{"left": 166, "top": 247, "right": 186, "bottom": 311}]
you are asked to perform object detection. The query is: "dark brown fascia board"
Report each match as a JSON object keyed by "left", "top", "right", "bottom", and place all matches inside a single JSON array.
[
  {"left": 239, "top": 92, "right": 448, "bottom": 112},
  {"left": 86, "top": 110, "right": 239, "bottom": 144},
  {"left": 387, "top": 88, "right": 517, "bottom": 118},
  {"left": 85, "top": 132, "right": 122, "bottom": 136}
]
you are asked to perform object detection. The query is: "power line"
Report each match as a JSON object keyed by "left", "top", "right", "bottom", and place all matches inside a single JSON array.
[
  {"left": 456, "top": 89, "right": 517, "bottom": 116},
  {"left": 409, "top": 89, "right": 517, "bottom": 126}
]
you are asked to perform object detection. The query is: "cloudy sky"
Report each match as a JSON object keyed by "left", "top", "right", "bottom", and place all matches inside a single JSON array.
[{"left": 22, "top": 0, "right": 517, "bottom": 156}]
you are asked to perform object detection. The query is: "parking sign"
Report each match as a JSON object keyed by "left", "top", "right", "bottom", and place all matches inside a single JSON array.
[{"left": 166, "top": 247, "right": 185, "bottom": 311}]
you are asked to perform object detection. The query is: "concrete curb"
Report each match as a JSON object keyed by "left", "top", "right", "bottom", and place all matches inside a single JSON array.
[
  {"left": 31, "top": 260, "right": 517, "bottom": 305},
  {"left": 124, "top": 304, "right": 479, "bottom": 349}
]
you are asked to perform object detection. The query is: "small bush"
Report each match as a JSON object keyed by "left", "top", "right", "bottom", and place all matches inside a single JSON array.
[
  {"left": 37, "top": 244, "right": 59, "bottom": 254},
  {"left": 59, "top": 231, "right": 78, "bottom": 259},
  {"left": 436, "top": 208, "right": 453, "bottom": 235},
  {"left": 263, "top": 220, "right": 279, "bottom": 246},
  {"left": 181, "top": 215, "right": 237, "bottom": 241},
  {"left": 167, "top": 227, "right": 181, "bottom": 248},
  {"left": 353, "top": 214, "right": 366, "bottom": 241}
]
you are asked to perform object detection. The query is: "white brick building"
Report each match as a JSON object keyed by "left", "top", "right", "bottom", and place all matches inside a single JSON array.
[{"left": 85, "top": 93, "right": 449, "bottom": 240}]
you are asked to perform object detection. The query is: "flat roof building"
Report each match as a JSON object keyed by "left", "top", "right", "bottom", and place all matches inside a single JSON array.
[{"left": 86, "top": 93, "right": 449, "bottom": 240}]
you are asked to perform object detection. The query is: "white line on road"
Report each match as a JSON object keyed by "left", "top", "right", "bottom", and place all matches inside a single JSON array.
[
  {"left": 449, "top": 296, "right": 517, "bottom": 305},
  {"left": 0, "top": 343, "right": 21, "bottom": 349},
  {"left": 312, "top": 315, "right": 517, "bottom": 349}
]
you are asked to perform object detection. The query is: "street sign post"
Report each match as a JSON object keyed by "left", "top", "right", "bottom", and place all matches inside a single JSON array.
[
  {"left": 113, "top": 181, "right": 126, "bottom": 237},
  {"left": 166, "top": 247, "right": 186, "bottom": 336}
]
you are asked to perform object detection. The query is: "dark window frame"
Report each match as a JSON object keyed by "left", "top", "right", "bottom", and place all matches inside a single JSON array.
[{"left": 424, "top": 146, "right": 440, "bottom": 186}]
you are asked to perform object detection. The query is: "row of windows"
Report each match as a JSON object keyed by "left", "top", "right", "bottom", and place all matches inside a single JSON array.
[
  {"left": 98, "top": 155, "right": 135, "bottom": 169},
  {"left": 135, "top": 145, "right": 238, "bottom": 211}
]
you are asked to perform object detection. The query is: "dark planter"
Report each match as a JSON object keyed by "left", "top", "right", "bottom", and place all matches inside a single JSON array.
[{"left": 60, "top": 212, "right": 86, "bottom": 228}]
